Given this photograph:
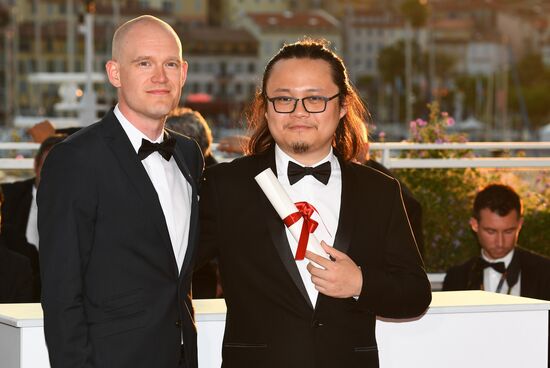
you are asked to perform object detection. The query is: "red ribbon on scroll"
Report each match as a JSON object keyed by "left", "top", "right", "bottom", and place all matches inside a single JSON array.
[{"left": 283, "top": 201, "right": 318, "bottom": 260}]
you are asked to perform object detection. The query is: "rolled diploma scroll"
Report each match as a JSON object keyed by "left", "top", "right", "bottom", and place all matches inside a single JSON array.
[{"left": 255, "top": 168, "right": 329, "bottom": 260}]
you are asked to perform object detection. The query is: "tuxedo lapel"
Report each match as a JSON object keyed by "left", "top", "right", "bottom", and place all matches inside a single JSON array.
[
  {"left": 315, "top": 157, "right": 355, "bottom": 310},
  {"left": 258, "top": 149, "right": 313, "bottom": 309},
  {"left": 516, "top": 249, "right": 536, "bottom": 297},
  {"left": 333, "top": 157, "right": 354, "bottom": 255},
  {"left": 100, "top": 112, "right": 178, "bottom": 275},
  {"left": 172, "top": 141, "right": 199, "bottom": 278}
]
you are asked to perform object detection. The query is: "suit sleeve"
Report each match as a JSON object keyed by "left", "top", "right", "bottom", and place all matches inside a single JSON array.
[
  {"left": 358, "top": 179, "right": 432, "bottom": 318},
  {"left": 38, "top": 142, "right": 97, "bottom": 368},
  {"left": 442, "top": 266, "right": 463, "bottom": 291}
]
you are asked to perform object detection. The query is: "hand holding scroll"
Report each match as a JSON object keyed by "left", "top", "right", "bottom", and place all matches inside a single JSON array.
[{"left": 306, "top": 242, "right": 363, "bottom": 298}]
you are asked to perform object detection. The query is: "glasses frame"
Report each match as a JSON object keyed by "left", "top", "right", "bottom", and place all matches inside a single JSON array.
[{"left": 266, "top": 93, "right": 340, "bottom": 114}]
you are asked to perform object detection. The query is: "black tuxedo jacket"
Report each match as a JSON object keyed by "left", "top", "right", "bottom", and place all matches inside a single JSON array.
[
  {"left": 38, "top": 110, "right": 203, "bottom": 368},
  {"left": 0, "top": 178, "right": 41, "bottom": 300},
  {"left": 442, "top": 247, "right": 550, "bottom": 300},
  {"left": 0, "top": 243, "right": 33, "bottom": 303},
  {"left": 365, "top": 160, "right": 424, "bottom": 255},
  {"left": 199, "top": 148, "right": 431, "bottom": 368}
]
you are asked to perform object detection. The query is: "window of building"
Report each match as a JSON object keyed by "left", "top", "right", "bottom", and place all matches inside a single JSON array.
[
  {"left": 47, "top": 60, "right": 55, "bottom": 72},
  {"left": 162, "top": 1, "right": 173, "bottom": 12},
  {"left": 56, "top": 59, "right": 66, "bottom": 72}
]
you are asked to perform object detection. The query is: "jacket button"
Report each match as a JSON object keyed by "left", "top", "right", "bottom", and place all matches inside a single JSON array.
[
  {"left": 175, "top": 320, "right": 181, "bottom": 327},
  {"left": 312, "top": 320, "right": 323, "bottom": 328}
]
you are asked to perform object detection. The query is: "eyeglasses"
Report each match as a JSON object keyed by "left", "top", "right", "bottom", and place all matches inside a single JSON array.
[{"left": 266, "top": 93, "right": 340, "bottom": 113}]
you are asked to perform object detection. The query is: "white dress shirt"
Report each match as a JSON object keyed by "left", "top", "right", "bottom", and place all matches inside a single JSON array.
[
  {"left": 25, "top": 185, "right": 39, "bottom": 250},
  {"left": 482, "top": 249, "right": 521, "bottom": 296},
  {"left": 115, "top": 105, "right": 192, "bottom": 273},
  {"left": 275, "top": 145, "right": 341, "bottom": 307}
]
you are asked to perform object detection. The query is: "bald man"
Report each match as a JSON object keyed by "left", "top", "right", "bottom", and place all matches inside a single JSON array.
[{"left": 38, "top": 16, "right": 202, "bottom": 368}]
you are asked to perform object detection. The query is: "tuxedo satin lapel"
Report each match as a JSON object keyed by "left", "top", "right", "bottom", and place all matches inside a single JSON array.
[
  {"left": 333, "top": 157, "right": 353, "bottom": 254},
  {"left": 467, "top": 259, "right": 484, "bottom": 290},
  {"left": 516, "top": 250, "right": 535, "bottom": 297},
  {"left": 315, "top": 157, "right": 354, "bottom": 311},
  {"left": 100, "top": 113, "right": 178, "bottom": 275},
  {"left": 259, "top": 149, "right": 313, "bottom": 309},
  {"left": 172, "top": 141, "right": 199, "bottom": 278}
]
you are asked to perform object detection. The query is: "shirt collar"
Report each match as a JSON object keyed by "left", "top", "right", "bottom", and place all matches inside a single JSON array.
[
  {"left": 114, "top": 104, "right": 164, "bottom": 154},
  {"left": 481, "top": 248, "right": 515, "bottom": 268}
]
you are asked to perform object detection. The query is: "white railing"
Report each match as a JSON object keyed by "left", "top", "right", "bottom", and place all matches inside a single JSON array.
[
  {"left": 0, "top": 142, "right": 39, "bottom": 169},
  {"left": 1, "top": 141, "right": 550, "bottom": 170},
  {"left": 369, "top": 141, "right": 550, "bottom": 169}
]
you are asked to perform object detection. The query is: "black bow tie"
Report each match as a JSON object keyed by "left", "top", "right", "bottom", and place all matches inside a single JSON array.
[
  {"left": 137, "top": 135, "right": 176, "bottom": 161},
  {"left": 479, "top": 258, "right": 506, "bottom": 274},
  {"left": 287, "top": 161, "right": 331, "bottom": 185}
]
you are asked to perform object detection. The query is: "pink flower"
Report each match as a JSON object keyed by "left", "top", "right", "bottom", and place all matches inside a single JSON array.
[
  {"left": 417, "top": 119, "right": 428, "bottom": 127},
  {"left": 441, "top": 112, "right": 449, "bottom": 117},
  {"left": 410, "top": 120, "right": 417, "bottom": 129},
  {"left": 378, "top": 131, "right": 386, "bottom": 138},
  {"left": 446, "top": 117, "right": 455, "bottom": 126}
]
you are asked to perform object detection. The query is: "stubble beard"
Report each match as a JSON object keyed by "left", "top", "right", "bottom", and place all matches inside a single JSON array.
[{"left": 291, "top": 142, "right": 309, "bottom": 154}]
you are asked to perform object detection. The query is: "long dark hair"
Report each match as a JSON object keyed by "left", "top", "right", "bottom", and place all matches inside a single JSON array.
[{"left": 246, "top": 38, "right": 369, "bottom": 162}]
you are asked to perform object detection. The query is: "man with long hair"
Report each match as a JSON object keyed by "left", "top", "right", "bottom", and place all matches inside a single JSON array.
[{"left": 199, "top": 39, "right": 430, "bottom": 368}]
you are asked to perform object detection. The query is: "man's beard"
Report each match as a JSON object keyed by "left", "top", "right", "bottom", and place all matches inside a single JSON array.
[{"left": 291, "top": 142, "right": 309, "bottom": 154}]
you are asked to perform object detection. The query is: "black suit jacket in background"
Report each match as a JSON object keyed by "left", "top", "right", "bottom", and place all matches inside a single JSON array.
[
  {"left": 38, "top": 110, "right": 203, "bottom": 368},
  {"left": 0, "top": 178, "right": 40, "bottom": 301},
  {"left": 0, "top": 243, "right": 33, "bottom": 303},
  {"left": 199, "top": 147, "right": 431, "bottom": 368},
  {"left": 442, "top": 247, "right": 550, "bottom": 300},
  {"left": 365, "top": 159, "right": 424, "bottom": 255}
]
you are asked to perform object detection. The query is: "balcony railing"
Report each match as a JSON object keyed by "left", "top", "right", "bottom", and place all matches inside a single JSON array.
[
  {"left": 369, "top": 141, "right": 550, "bottom": 169},
  {"left": 2, "top": 141, "right": 549, "bottom": 170}
]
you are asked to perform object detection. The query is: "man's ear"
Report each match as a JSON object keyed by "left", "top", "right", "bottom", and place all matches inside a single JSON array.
[
  {"left": 105, "top": 60, "right": 121, "bottom": 88},
  {"left": 469, "top": 217, "right": 479, "bottom": 233},
  {"left": 339, "top": 104, "right": 347, "bottom": 120},
  {"left": 181, "top": 60, "right": 188, "bottom": 88}
]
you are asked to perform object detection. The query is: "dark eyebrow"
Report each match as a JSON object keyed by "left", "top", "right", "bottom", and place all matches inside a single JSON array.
[{"left": 271, "top": 88, "right": 324, "bottom": 93}]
